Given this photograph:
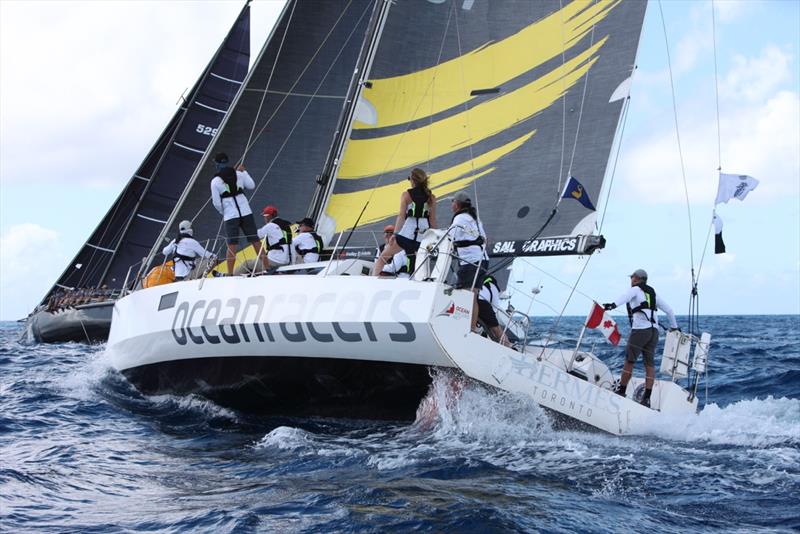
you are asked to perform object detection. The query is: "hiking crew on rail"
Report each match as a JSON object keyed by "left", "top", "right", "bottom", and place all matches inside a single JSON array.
[{"left": 604, "top": 269, "right": 678, "bottom": 408}]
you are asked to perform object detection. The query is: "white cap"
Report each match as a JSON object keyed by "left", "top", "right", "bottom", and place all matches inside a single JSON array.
[{"left": 178, "top": 220, "right": 193, "bottom": 236}]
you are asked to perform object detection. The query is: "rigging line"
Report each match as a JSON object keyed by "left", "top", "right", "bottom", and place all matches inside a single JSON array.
[
  {"left": 711, "top": 0, "right": 722, "bottom": 171},
  {"left": 242, "top": 0, "right": 357, "bottom": 170},
  {"left": 537, "top": 254, "right": 595, "bottom": 365},
  {"left": 350, "top": 4, "right": 457, "bottom": 221},
  {"left": 451, "top": 0, "right": 481, "bottom": 219},
  {"left": 556, "top": 0, "right": 568, "bottom": 197},
  {"left": 242, "top": 0, "right": 297, "bottom": 162},
  {"left": 249, "top": 1, "right": 372, "bottom": 198},
  {"left": 598, "top": 96, "right": 631, "bottom": 233},
  {"left": 336, "top": 4, "right": 452, "bottom": 242},
  {"left": 566, "top": 21, "right": 597, "bottom": 179},
  {"left": 427, "top": 1, "right": 455, "bottom": 168},
  {"left": 452, "top": 0, "right": 476, "bottom": 179},
  {"left": 188, "top": 0, "right": 361, "bottom": 223},
  {"left": 516, "top": 257, "right": 595, "bottom": 302},
  {"left": 658, "top": 0, "right": 695, "bottom": 274},
  {"left": 695, "top": 214, "right": 715, "bottom": 283}
]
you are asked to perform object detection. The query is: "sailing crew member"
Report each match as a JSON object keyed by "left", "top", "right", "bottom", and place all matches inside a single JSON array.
[
  {"left": 257, "top": 205, "right": 292, "bottom": 269},
  {"left": 478, "top": 275, "right": 510, "bottom": 346},
  {"left": 603, "top": 269, "right": 679, "bottom": 408},
  {"left": 375, "top": 225, "right": 411, "bottom": 278},
  {"left": 292, "top": 217, "right": 324, "bottom": 264},
  {"left": 373, "top": 168, "right": 437, "bottom": 276},
  {"left": 449, "top": 190, "right": 488, "bottom": 331},
  {"left": 210, "top": 152, "right": 268, "bottom": 275},
  {"left": 161, "top": 220, "right": 215, "bottom": 281}
]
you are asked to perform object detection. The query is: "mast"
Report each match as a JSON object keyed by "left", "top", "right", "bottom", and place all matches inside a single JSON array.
[{"left": 308, "top": 0, "right": 392, "bottom": 226}]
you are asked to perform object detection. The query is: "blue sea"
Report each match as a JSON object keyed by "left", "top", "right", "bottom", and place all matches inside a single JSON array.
[{"left": 1, "top": 315, "right": 798, "bottom": 532}]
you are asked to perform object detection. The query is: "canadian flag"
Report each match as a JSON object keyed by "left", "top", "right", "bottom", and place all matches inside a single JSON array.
[{"left": 586, "top": 302, "right": 621, "bottom": 346}]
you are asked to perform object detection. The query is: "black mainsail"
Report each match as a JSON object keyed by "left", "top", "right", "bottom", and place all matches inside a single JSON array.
[
  {"left": 319, "top": 0, "right": 647, "bottom": 253},
  {"left": 38, "top": 3, "right": 251, "bottom": 303},
  {"left": 150, "top": 0, "right": 379, "bottom": 264}
]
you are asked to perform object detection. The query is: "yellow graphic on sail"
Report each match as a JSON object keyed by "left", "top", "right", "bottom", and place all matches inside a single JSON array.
[
  {"left": 338, "top": 38, "right": 605, "bottom": 179},
  {"left": 353, "top": 0, "right": 621, "bottom": 130},
  {"left": 325, "top": 0, "right": 619, "bottom": 233},
  {"left": 326, "top": 131, "right": 534, "bottom": 232}
]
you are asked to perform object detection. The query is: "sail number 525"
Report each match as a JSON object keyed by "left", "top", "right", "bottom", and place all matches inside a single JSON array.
[{"left": 196, "top": 124, "right": 218, "bottom": 137}]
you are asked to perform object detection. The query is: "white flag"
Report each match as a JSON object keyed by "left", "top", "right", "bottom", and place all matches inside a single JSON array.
[{"left": 715, "top": 173, "right": 759, "bottom": 205}]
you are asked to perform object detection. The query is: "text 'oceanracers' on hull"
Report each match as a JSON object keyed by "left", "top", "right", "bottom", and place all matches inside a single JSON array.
[{"left": 106, "top": 274, "right": 457, "bottom": 419}]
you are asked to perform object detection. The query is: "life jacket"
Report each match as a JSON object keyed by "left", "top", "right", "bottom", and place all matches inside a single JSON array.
[
  {"left": 481, "top": 275, "right": 499, "bottom": 302},
  {"left": 451, "top": 208, "right": 485, "bottom": 249},
  {"left": 217, "top": 167, "right": 243, "bottom": 198},
  {"left": 216, "top": 166, "right": 244, "bottom": 218},
  {"left": 295, "top": 232, "right": 323, "bottom": 256},
  {"left": 172, "top": 233, "right": 197, "bottom": 265},
  {"left": 627, "top": 282, "right": 657, "bottom": 326},
  {"left": 267, "top": 218, "right": 293, "bottom": 250},
  {"left": 406, "top": 186, "right": 431, "bottom": 219},
  {"left": 376, "top": 244, "right": 413, "bottom": 276}
]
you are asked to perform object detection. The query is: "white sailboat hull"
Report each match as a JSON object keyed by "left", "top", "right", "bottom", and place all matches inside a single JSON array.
[
  {"left": 107, "top": 275, "right": 456, "bottom": 419},
  {"left": 108, "top": 271, "right": 699, "bottom": 433}
]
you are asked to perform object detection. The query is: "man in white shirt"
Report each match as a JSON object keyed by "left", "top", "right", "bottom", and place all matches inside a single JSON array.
[
  {"left": 603, "top": 268, "right": 679, "bottom": 408},
  {"left": 162, "top": 220, "right": 215, "bottom": 281},
  {"left": 292, "top": 217, "right": 324, "bottom": 264},
  {"left": 257, "top": 205, "right": 291, "bottom": 268},
  {"left": 209, "top": 152, "right": 267, "bottom": 275},
  {"left": 448, "top": 190, "right": 488, "bottom": 331}
]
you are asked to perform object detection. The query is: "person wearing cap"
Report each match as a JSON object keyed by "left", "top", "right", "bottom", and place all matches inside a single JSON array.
[
  {"left": 449, "top": 189, "right": 488, "bottom": 330},
  {"left": 257, "top": 205, "right": 292, "bottom": 268},
  {"left": 161, "top": 220, "right": 215, "bottom": 281},
  {"left": 374, "top": 225, "right": 410, "bottom": 278},
  {"left": 603, "top": 269, "right": 679, "bottom": 408},
  {"left": 373, "top": 168, "right": 437, "bottom": 275},
  {"left": 210, "top": 152, "right": 268, "bottom": 275},
  {"left": 292, "top": 217, "right": 324, "bottom": 264}
]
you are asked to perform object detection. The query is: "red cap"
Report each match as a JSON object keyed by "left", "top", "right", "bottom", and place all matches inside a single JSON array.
[
  {"left": 383, "top": 225, "right": 395, "bottom": 233},
  {"left": 262, "top": 205, "right": 278, "bottom": 217}
]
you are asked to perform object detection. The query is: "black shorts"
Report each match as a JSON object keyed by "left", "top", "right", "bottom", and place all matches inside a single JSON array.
[
  {"left": 625, "top": 328, "right": 659, "bottom": 367},
  {"left": 456, "top": 260, "right": 487, "bottom": 290},
  {"left": 224, "top": 215, "right": 259, "bottom": 245},
  {"left": 477, "top": 299, "right": 499, "bottom": 328},
  {"left": 394, "top": 234, "right": 420, "bottom": 255}
]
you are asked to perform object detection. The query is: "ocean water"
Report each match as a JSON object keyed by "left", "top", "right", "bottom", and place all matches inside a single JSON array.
[{"left": 1, "top": 315, "right": 798, "bottom": 533}]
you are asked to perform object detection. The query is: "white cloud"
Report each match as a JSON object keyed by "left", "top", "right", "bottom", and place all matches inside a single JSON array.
[
  {"left": 0, "top": 223, "right": 67, "bottom": 319},
  {"left": 0, "top": 1, "right": 284, "bottom": 188},
  {"left": 722, "top": 45, "right": 793, "bottom": 102},
  {"left": 714, "top": 0, "right": 751, "bottom": 23},
  {"left": 619, "top": 70, "right": 799, "bottom": 207}
]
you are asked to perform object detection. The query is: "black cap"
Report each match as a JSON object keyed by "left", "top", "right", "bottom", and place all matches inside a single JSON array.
[
  {"left": 214, "top": 152, "right": 229, "bottom": 164},
  {"left": 296, "top": 217, "right": 316, "bottom": 228}
]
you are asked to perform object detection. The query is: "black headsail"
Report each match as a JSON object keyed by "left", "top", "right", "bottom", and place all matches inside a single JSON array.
[
  {"left": 318, "top": 0, "right": 647, "bottom": 256},
  {"left": 38, "top": 3, "right": 251, "bottom": 304},
  {"left": 147, "top": 0, "right": 380, "bottom": 267}
]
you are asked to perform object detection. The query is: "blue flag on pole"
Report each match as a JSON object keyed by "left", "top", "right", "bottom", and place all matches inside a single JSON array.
[{"left": 561, "top": 176, "right": 596, "bottom": 211}]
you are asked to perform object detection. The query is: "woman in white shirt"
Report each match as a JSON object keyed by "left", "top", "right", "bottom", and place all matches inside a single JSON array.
[{"left": 373, "top": 168, "right": 436, "bottom": 276}]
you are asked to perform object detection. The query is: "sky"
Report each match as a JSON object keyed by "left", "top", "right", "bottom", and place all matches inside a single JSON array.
[{"left": 0, "top": 0, "right": 798, "bottom": 321}]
